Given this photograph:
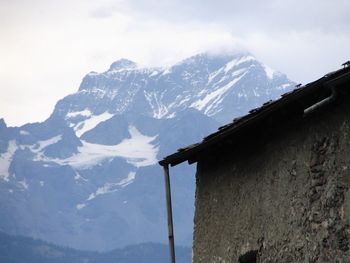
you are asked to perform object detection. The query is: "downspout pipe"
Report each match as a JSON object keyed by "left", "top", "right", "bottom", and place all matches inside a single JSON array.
[
  {"left": 303, "top": 81, "right": 338, "bottom": 116},
  {"left": 163, "top": 164, "right": 176, "bottom": 263}
]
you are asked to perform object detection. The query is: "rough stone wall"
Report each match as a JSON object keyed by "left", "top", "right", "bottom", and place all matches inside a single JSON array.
[{"left": 192, "top": 100, "right": 350, "bottom": 263}]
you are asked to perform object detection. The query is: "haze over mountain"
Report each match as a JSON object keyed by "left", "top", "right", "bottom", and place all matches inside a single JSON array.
[{"left": 0, "top": 51, "right": 295, "bottom": 251}]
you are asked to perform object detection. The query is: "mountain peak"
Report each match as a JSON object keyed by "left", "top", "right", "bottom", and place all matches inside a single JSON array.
[
  {"left": 176, "top": 51, "right": 255, "bottom": 74},
  {"left": 0, "top": 118, "right": 6, "bottom": 129},
  {"left": 109, "top": 59, "right": 137, "bottom": 71},
  {"left": 184, "top": 51, "right": 252, "bottom": 64}
]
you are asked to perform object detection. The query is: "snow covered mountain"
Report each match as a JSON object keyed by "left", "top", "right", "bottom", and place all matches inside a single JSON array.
[
  {"left": 55, "top": 52, "right": 292, "bottom": 127},
  {"left": 0, "top": 51, "right": 294, "bottom": 251}
]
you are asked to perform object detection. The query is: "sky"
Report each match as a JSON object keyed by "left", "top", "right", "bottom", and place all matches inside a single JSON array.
[{"left": 1, "top": 0, "right": 349, "bottom": 127}]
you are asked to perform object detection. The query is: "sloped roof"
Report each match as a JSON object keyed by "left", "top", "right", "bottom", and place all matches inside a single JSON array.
[{"left": 159, "top": 63, "right": 350, "bottom": 167}]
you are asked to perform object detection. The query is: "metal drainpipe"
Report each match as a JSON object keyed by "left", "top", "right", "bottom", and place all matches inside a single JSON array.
[
  {"left": 303, "top": 82, "right": 338, "bottom": 116},
  {"left": 163, "top": 164, "right": 176, "bottom": 263}
]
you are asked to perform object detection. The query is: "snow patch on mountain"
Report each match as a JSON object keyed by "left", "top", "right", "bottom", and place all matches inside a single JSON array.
[
  {"left": 74, "top": 172, "right": 88, "bottom": 182},
  {"left": 18, "top": 179, "right": 29, "bottom": 190},
  {"left": 66, "top": 109, "right": 92, "bottom": 119},
  {"left": 117, "top": 171, "right": 136, "bottom": 188},
  {"left": 191, "top": 72, "right": 247, "bottom": 114},
  {"left": 34, "top": 126, "right": 158, "bottom": 169},
  {"left": 262, "top": 63, "right": 276, "bottom": 79},
  {"left": 0, "top": 140, "right": 17, "bottom": 181},
  {"left": 208, "top": 68, "right": 223, "bottom": 84},
  {"left": 224, "top": 55, "right": 256, "bottom": 73},
  {"left": 29, "top": 135, "right": 62, "bottom": 162},
  {"left": 149, "top": 70, "right": 160, "bottom": 77},
  {"left": 76, "top": 203, "right": 86, "bottom": 210},
  {"left": 31, "top": 135, "right": 62, "bottom": 153},
  {"left": 74, "top": 112, "right": 113, "bottom": 137},
  {"left": 19, "top": 130, "right": 30, "bottom": 135},
  {"left": 161, "top": 67, "right": 172, "bottom": 75},
  {"left": 144, "top": 91, "right": 170, "bottom": 119},
  {"left": 83, "top": 172, "right": 136, "bottom": 205}
]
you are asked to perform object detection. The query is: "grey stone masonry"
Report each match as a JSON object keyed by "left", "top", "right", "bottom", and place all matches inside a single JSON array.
[{"left": 193, "top": 97, "right": 350, "bottom": 262}]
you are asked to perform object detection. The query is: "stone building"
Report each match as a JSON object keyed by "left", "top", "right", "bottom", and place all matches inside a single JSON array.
[{"left": 160, "top": 64, "right": 350, "bottom": 263}]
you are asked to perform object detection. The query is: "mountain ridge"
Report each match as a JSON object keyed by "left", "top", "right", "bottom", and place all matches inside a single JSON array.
[
  {"left": 0, "top": 231, "right": 191, "bottom": 263},
  {"left": 53, "top": 51, "right": 294, "bottom": 130}
]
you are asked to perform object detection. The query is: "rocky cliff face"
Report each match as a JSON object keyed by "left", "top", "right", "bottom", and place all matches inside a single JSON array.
[{"left": 0, "top": 51, "right": 294, "bottom": 251}]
